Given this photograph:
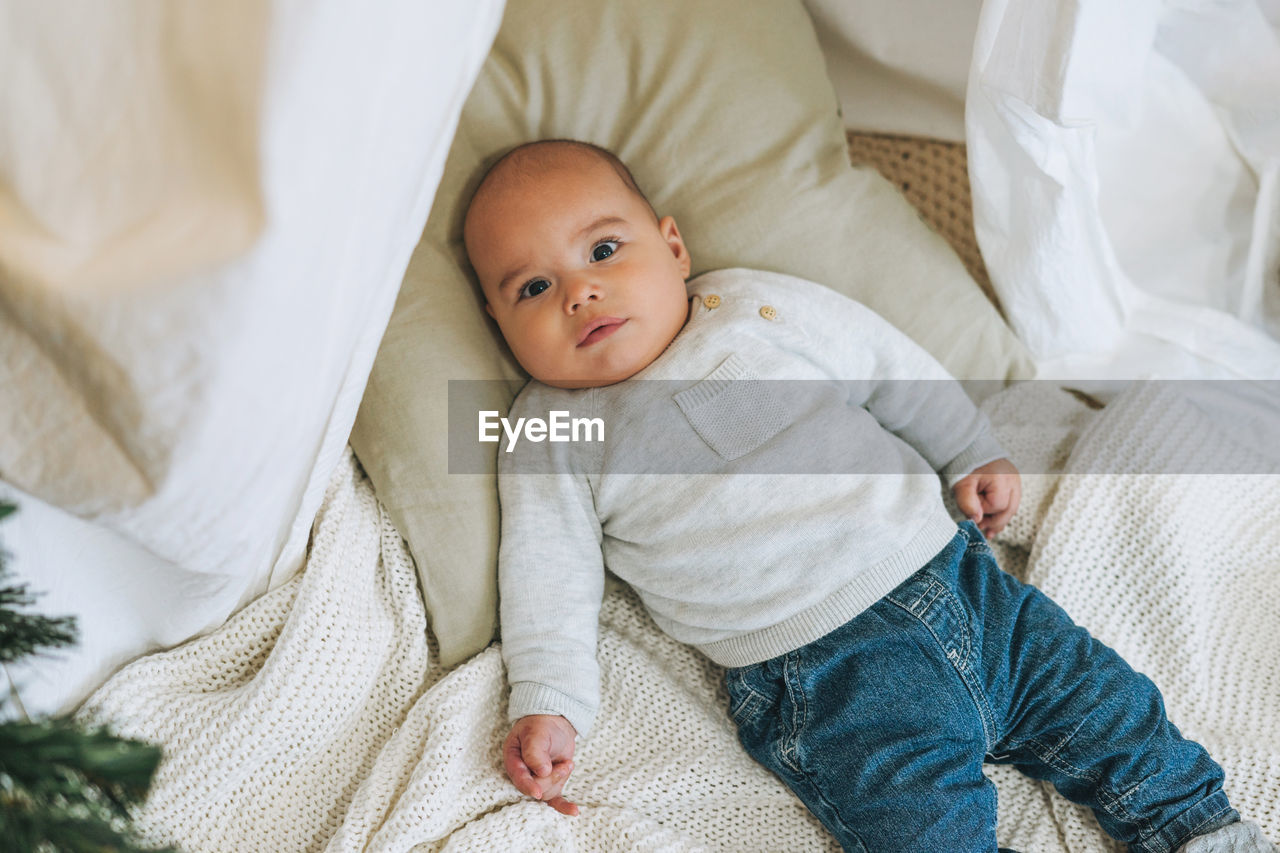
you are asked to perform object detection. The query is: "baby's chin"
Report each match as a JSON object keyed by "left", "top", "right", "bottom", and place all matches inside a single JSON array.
[
  {"left": 532, "top": 371, "right": 633, "bottom": 390},
  {"left": 527, "top": 357, "right": 652, "bottom": 389}
]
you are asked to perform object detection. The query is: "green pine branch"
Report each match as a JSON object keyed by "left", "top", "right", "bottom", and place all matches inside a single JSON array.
[
  {"left": 0, "top": 501, "right": 176, "bottom": 852},
  {"left": 0, "top": 582, "right": 78, "bottom": 666},
  {"left": 0, "top": 501, "right": 77, "bottom": 666},
  {"left": 0, "top": 719, "right": 174, "bottom": 853}
]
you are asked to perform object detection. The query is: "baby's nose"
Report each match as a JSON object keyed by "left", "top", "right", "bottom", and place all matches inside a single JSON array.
[{"left": 564, "top": 277, "right": 603, "bottom": 313}]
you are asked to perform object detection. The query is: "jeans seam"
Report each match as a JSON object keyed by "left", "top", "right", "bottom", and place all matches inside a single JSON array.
[
  {"left": 732, "top": 662, "right": 867, "bottom": 852},
  {"left": 1187, "top": 804, "right": 1235, "bottom": 836},
  {"left": 1179, "top": 803, "right": 1237, "bottom": 847},
  {"left": 1024, "top": 736, "right": 1096, "bottom": 783},
  {"left": 783, "top": 767, "right": 869, "bottom": 852},
  {"left": 887, "top": 577, "right": 941, "bottom": 623},
  {"left": 961, "top": 523, "right": 995, "bottom": 560},
  {"left": 1132, "top": 798, "right": 1237, "bottom": 853},
  {"left": 729, "top": 686, "right": 767, "bottom": 726},
  {"left": 888, "top": 576, "right": 998, "bottom": 752},
  {"left": 773, "top": 652, "right": 867, "bottom": 853},
  {"left": 1023, "top": 735, "right": 1144, "bottom": 829},
  {"left": 780, "top": 651, "right": 807, "bottom": 775}
]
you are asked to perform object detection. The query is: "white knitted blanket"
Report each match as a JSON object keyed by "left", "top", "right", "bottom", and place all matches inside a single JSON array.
[{"left": 80, "top": 383, "right": 1279, "bottom": 852}]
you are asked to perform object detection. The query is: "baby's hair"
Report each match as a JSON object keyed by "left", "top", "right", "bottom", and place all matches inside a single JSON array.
[{"left": 468, "top": 139, "right": 658, "bottom": 224}]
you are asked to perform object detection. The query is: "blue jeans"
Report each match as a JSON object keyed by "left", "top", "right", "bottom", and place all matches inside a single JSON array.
[{"left": 726, "top": 523, "right": 1237, "bottom": 853}]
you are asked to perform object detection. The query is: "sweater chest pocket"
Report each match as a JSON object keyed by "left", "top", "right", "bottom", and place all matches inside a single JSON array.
[{"left": 672, "top": 354, "right": 792, "bottom": 462}]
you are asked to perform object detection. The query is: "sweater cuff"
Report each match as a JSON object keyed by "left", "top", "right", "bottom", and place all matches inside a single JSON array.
[
  {"left": 508, "top": 681, "right": 597, "bottom": 739},
  {"left": 941, "top": 433, "right": 1007, "bottom": 488}
]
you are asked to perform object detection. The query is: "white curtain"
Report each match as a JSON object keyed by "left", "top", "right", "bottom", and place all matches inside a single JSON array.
[
  {"left": 0, "top": 0, "right": 505, "bottom": 714},
  {"left": 967, "top": 0, "right": 1280, "bottom": 378}
]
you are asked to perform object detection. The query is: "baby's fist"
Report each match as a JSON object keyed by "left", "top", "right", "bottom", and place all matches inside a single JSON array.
[
  {"left": 504, "top": 714, "right": 579, "bottom": 816},
  {"left": 953, "top": 458, "right": 1021, "bottom": 538}
]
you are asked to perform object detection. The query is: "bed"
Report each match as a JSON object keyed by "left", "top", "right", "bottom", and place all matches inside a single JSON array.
[{"left": 2, "top": 1, "right": 1277, "bottom": 851}]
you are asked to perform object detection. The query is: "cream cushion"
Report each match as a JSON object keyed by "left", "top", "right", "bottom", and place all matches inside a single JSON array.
[{"left": 350, "top": 0, "right": 1032, "bottom": 666}]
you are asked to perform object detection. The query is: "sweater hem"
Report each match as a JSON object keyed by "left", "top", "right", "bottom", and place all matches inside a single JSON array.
[
  {"left": 508, "top": 681, "right": 596, "bottom": 738},
  {"left": 942, "top": 434, "right": 1007, "bottom": 488},
  {"left": 696, "top": 508, "right": 961, "bottom": 668}
]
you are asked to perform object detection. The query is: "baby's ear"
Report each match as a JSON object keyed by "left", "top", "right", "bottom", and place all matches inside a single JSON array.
[
  {"left": 659, "top": 216, "right": 692, "bottom": 278},
  {"left": 485, "top": 302, "right": 495, "bottom": 319}
]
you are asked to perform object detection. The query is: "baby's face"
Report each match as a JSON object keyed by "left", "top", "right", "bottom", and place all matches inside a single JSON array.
[{"left": 465, "top": 151, "right": 692, "bottom": 388}]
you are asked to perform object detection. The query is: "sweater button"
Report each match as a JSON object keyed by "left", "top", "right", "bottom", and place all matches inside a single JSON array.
[
  {"left": 703, "top": 294, "right": 721, "bottom": 309},
  {"left": 759, "top": 305, "right": 778, "bottom": 320}
]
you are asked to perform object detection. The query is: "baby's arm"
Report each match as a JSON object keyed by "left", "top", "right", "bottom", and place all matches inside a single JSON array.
[
  {"left": 504, "top": 714, "right": 579, "bottom": 816},
  {"left": 796, "top": 281, "right": 1008, "bottom": 491},
  {"left": 497, "top": 387, "right": 606, "bottom": 814}
]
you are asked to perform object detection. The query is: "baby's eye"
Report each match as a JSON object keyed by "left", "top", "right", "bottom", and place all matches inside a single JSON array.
[
  {"left": 519, "top": 278, "right": 550, "bottom": 300},
  {"left": 591, "top": 240, "right": 620, "bottom": 262}
]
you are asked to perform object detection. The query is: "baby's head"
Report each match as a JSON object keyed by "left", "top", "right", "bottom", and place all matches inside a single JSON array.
[{"left": 463, "top": 139, "right": 692, "bottom": 389}]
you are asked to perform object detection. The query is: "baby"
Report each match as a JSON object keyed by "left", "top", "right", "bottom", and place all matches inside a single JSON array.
[{"left": 463, "top": 139, "right": 1273, "bottom": 852}]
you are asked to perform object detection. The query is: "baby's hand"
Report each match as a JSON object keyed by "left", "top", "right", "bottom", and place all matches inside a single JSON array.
[
  {"left": 952, "top": 458, "right": 1021, "bottom": 538},
  {"left": 504, "top": 714, "right": 580, "bottom": 816}
]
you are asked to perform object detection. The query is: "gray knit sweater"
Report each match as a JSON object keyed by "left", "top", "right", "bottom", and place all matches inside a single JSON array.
[{"left": 498, "top": 268, "right": 1005, "bottom": 736}]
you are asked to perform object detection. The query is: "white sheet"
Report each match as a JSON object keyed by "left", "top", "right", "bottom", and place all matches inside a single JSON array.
[
  {"left": 967, "top": 0, "right": 1280, "bottom": 379},
  {"left": 0, "top": 0, "right": 505, "bottom": 715}
]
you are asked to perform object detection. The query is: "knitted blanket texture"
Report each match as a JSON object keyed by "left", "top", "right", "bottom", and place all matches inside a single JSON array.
[{"left": 79, "top": 383, "right": 1279, "bottom": 852}]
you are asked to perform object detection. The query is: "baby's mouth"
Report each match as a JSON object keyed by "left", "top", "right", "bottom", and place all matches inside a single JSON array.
[{"left": 577, "top": 317, "right": 627, "bottom": 347}]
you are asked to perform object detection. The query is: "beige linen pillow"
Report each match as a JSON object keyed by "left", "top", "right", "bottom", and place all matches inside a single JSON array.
[{"left": 350, "top": 0, "right": 1033, "bottom": 667}]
